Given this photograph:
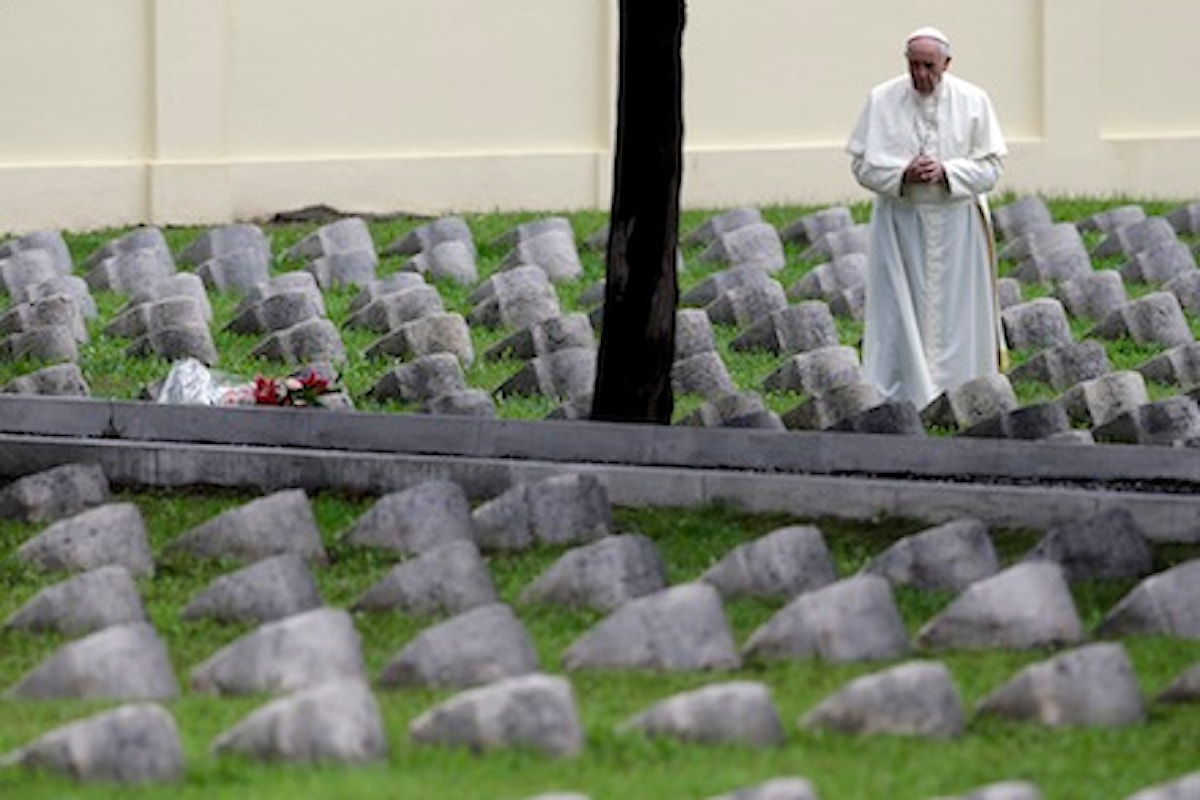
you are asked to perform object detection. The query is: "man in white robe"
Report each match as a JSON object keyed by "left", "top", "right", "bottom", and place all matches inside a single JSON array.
[{"left": 847, "top": 26, "right": 1008, "bottom": 409}]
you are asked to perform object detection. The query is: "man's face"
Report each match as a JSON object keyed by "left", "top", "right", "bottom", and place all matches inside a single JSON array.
[{"left": 906, "top": 37, "right": 950, "bottom": 95}]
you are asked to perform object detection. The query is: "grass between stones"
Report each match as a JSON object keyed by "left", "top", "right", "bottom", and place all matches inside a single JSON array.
[
  {"left": 0, "top": 491, "right": 1198, "bottom": 799},
  {"left": 1, "top": 196, "right": 1199, "bottom": 797}
]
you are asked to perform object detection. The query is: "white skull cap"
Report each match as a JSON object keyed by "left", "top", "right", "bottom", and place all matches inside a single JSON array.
[{"left": 906, "top": 26, "right": 951, "bottom": 48}]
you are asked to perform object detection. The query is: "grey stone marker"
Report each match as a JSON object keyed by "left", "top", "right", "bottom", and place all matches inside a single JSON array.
[
  {"left": 683, "top": 208, "right": 763, "bottom": 247},
  {"left": 681, "top": 390, "right": 785, "bottom": 430},
  {"left": 1059, "top": 371, "right": 1151, "bottom": 427},
  {"left": 196, "top": 249, "right": 273, "bottom": 295},
  {"left": 14, "top": 274, "right": 97, "bottom": 319},
  {"left": 165, "top": 489, "right": 328, "bottom": 566},
  {"left": 86, "top": 248, "right": 176, "bottom": 295},
  {"left": 945, "top": 782, "right": 1044, "bottom": 800},
  {"left": 368, "top": 351, "right": 466, "bottom": 404},
  {"left": 491, "top": 217, "right": 575, "bottom": 248},
  {"left": 1093, "top": 216, "right": 1180, "bottom": 258},
  {"left": 179, "top": 222, "right": 270, "bottom": 266},
  {"left": 1166, "top": 270, "right": 1200, "bottom": 314},
  {"left": 181, "top": 553, "right": 323, "bottom": 625},
  {"left": 17, "top": 502, "right": 154, "bottom": 578},
  {"left": 619, "top": 681, "right": 785, "bottom": 747},
  {"left": 306, "top": 249, "right": 379, "bottom": 290},
  {"left": 5, "top": 565, "right": 146, "bottom": 636},
  {"left": 400, "top": 239, "right": 478, "bottom": 285},
  {"left": 191, "top": 607, "right": 365, "bottom": 696},
  {"left": 921, "top": 373, "right": 1018, "bottom": 430},
  {"left": 800, "top": 223, "right": 870, "bottom": 261},
  {"left": 959, "top": 401, "right": 1072, "bottom": 441},
  {"left": 7, "top": 622, "right": 179, "bottom": 701},
  {"left": 742, "top": 575, "right": 909, "bottom": 664},
  {"left": 1123, "top": 772, "right": 1200, "bottom": 800},
  {"left": 830, "top": 400, "right": 926, "bottom": 436},
  {"left": 0, "top": 229, "right": 73, "bottom": 275},
  {"left": 212, "top": 677, "right": 387, "bottom": 765},
  {"left": 1, "top": 362, "right": 90, "bottom": 397},
  {"left": 423, "top": 389, "right": 498, "bottom": 418},
  {"left": 499, "top": 230, "right": 584, "bottom": 282},
  {"left": 2, "top": 294, "right": 88, "bottom": 343},
  {"left": 1055, "top": 270, "right": 1129, "bottom": 320},
  {"left": 1078, "top": 204, "right": 1146, "bottom": 234},
  {"left": 344, "top": 284, "right": 444, "bottom": 333},
  {"left": 1093, "top": 396, "right": 1200, "bottom": 445},
  {"left": 700, "top": 525, "right": 837, "bottom": 601},
  {"left": 128, "top": 323, "right": 219, "bottom": 366},
  {"left": 705, "top": 280, "right": 789, "bottom": 327},
  {"left": 347, "top": 272, "right": 427, "bottom": 314},
  {"left": 1121, "top": 241, "right": 1196, "bottom": 284},
  {"left": 992, "top": 196, "right": 1053, "bottom": 242},
  {"left": 473, "top": 473, "right": 612, "bottom": 551},
  {"left": 673, "top": 350, "right": 736, "bottom": 399},
  {"left": 563, "top": 583, "right": 741, "bottom": 672},
  {"left": 780, "top": 205, "right": 854, "bottom": 246},
  {"left": 120, "top": 272, "right": 213, "bottom": 321},
  {"left": 252, "top": 317, "right": 346, "bottom": 365},
  {"left": 409, "top": 673, "right": 584, "bottom": 758},
  {"left": 234, "top": 270, "right": 323, "bottom": 316},
  {"left": 1167, "top": 201, "right": 1200, "bottom": 234},
  {"left": 285, "top": 217, "right": 375, "bottom": 260},
  {"left": 997, "top": 277, "right": 1023, "bottom": 309},
  {"left": 249, "top": 290, "right": 330, "bottom": 334},
  {"left": 731, "top": 301, "right": 839, "bottom": 356},
  {"left": 353, "top": 540, "right": 497, "bottom": 617},
  {"left": 1089, "top": 291, "right": 1194, "bottom": 348},
  {"left": 863, "top": 518, "right": 999, "bottom": 592},
  {"left": 107, "top": 295, "right": 211, "bottom": 339},
  {"left": 379, "top": 603, "right": 540, "bottom": 690},
  {"left": 365, "top": 312, "right": 473, "bottom": 366},
  {"left": 469, "top": 266, "right": 560, "bottom": 330},
  {"left": 486, "top": 312, "right": 595, "bottom": 362},
  {"left": 0, "top": 250, "right": 62, "bottom": 298},
  {"left": 383, "top": 215, "right": 476, "bottom": 258},
  {"left": 520, "top": 534, "right": 668, "bottom": 612},
  {"left": 782, "top": 381, "right": 885, "bottom": 431},
  {"left": 342, "top": 479, "right": 474, "bottom": 557},
  {"left": 788, "top": 253, "right": 867, "bottom": 302},
  {"left": 1001, "top": 298, "right": 1074, "bottom": 351},
  {"left": 1156, "top": 662, "right": 1200, "bottom": 705},
  {"left": 799, "top": 660, "right": 965, "bottom": 739},
  {"left": 0, "top": 703, "right": 184, "bottom": 784},
  {"left": 0, "top": 462, "right": 110, "bottom": 524},
  {"left": 682, "top": 264, "right": 779, "bottom": 307},
  {"left": 1008, "top": 224, "right": 1093, "bottom": 283},
  {"left": 84, "top": 227, "right": 170, "bottom": 270},
  {"left": 699, "top": 223, "right": 786, "bottom": 273},
  {"left": 976, "top": 642, "right": 1146, "bottom": 728},
  {"left": 829, "top": 282, "right": 867, "bottom": 320},
  {"left": 707, "top": 777, "right": 820, "bottom": 800},
  {"left": 1023, "top": 507, "right": 1153, "bottom": 581},
  {"left": 1, "top": 324, "right": 78, "bottom": 364},
  {"left": 497, "top": 346, "right": 596, "bottom": 402},
  {"left": 914, "top": 562, "right": 1084, "bottom": 651},
  {"left": 1095, "top": 559, "right": 1200, "bottom": 639},
  {"left": 1009, "top": 340, "right": 1111, "bottom": 392},
  {"left": 762, "top": 345, "right": 863, "bottom": 396}
]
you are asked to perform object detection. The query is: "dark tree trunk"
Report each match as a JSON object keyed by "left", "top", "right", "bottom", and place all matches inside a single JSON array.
[{"left": 591, "top": 0, "right": 686, "bottom": 424}]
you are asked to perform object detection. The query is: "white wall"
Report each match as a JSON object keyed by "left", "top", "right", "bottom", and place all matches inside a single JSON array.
[{"left": 0, "top": 0, "right": 1197, "bottom": 233}]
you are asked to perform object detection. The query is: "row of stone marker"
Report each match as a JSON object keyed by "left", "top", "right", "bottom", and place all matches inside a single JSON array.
[
  {"left": 6, "top": 199, "right": 1200, "bottom": 441},
  {"left": 1, "top": 462, "right": 1197, "bottom": 792}
]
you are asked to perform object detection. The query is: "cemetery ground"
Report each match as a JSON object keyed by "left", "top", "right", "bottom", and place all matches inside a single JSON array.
[{"left": 0, "top": 196, "right": 1199, "bottom": 798}]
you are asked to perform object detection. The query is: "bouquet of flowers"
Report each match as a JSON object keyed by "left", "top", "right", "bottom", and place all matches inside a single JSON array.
[{"left": 158, "top": 358, "right": 346, "bottom": 409}]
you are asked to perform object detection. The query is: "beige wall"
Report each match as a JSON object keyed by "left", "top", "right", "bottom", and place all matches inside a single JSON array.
[{"left": 0, "top": 0, "right": 1197, "bottom": 233}]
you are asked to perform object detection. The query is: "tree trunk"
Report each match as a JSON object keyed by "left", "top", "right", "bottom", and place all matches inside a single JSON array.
[{"left": 590, "top": 0, "right": 686, "bottom": 424}]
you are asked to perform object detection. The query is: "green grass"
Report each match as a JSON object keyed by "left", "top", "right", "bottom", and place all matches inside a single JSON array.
[
  {"left": 0, "top": 492, "right": 1198, "bottom": 799},
  {"left": 2, "top": 197, "right": 1200, "bottom": 797}
]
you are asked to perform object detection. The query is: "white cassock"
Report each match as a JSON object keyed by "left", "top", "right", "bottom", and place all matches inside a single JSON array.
[{"left": 847, "top": 71, "right": 1007, "bottom": 409}]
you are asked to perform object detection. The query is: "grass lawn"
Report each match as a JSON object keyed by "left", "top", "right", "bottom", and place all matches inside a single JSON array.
[{"left": 0, "top": 196, "right": 1198, "bottom": 798}]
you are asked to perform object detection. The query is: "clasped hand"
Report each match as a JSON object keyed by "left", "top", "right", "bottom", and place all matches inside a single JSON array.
[{"left": 904, "top": 154, "right": 945, "bottom": 186}]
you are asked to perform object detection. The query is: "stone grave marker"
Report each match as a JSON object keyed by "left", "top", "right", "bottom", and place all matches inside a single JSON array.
[
  {"left": 520, "top": 534, "right": 667, "bottom": 613},
  {"left": 353, "top": 539, "right": 497, "bottom": 617},
  {"left": 1166, "top": 201, "right": 1200, "bottom": 234},
  {"left": 365, "top": 312, "right": 473, "bottom": 366},
  {"left": 1, "top": 294, "right": 87, "bottom": 343},
  {"left": 1088, "top": 291, "right": 1194, "bottom": 348},
  {"left": 0, "top": 229, "right": 73, "bottom": 275},
  {"left": 1095, "top": 559, "right": 1200, "bottom": 639},
  {"left": 1059, "top": 371, "right": 1151, "bottom": 427},
  {"left": 698, "top": 223, "right": 786, "bottom": 273},
  {"left": 1120, "top": 240, "right": 1196, "bottom": 284},
  {"left": 1137, "top": 341, "right": 1200, "bottom": 388},
  {"left": 782, "top": 381, "right": 884, "bottom": 431},
  {"left": 1093, "top": 396, "right": 1200, "bottom": 445},
  {"left": 682, "top": 264, "right": 778, "bottom": 307},
  {"left": 473, "top": 473, "right": 611, "bottom": 551},
  {"left": 400, "top": 239, "right": 478, "bottom": 285},
  {"left": 13, "top": 274, "right": 97, "bottom": 319},
  {"left": 731, "top": 300, "right": 839, "bottom": 356},
  {"left": 787, "top": 252, "right": 867, "bottom": 301},
  {"left": 761, "top": 345, "right": 862, "bottom": 397},
  {"left": 5, "top": 565, "right": 146, "bottom": 637},
  {"left": 1, "top": 362, "right": 90, "bottom": 397},
  {"left": 704, "top": 279, "right": 789, "bottom": 327},
  {"left": 497, "top": 346, "right": 596, "bottom": 402},
  {"left": 368, "top": 351, "right": 466, "bottom": 404},
  {"left": 341, "top": 479, "right": 474, "bottom": 557},
  {"left": 673, "top": 350, "right": 736, "bottom": 399},
  {"left": 1001, "top": 298, "right": 1074, "bottom": 351},
  {"left": 700, "top": 525, "right": 837, "bottom": 601},
  {"left": 344, "top": 284, "right": 444, "bottom": 333},
  {"left": 486, "top": 312, "right": 594, "bottom": 362},
  {"left": 679, "top": 390, "right": 784, "bottom": 430},
  {"left": 1022, "top": 507, "right": 1153, "bottom": 582},
  {"left": 1009, "top": 340, "right": 1111, "bottom": 392},
  {"left": 0, "top": 462, "right": 110, "bottom": 524},
  {"left": 800, "top": 223, "right": 870, "bottom": 261},
  {"left": 1055, "top": 270, "right": 1128, "bottom": 320},
  {"left": 682, "top": 207, "right": 762, "bottom": 247},
  {"left": 992, "top": 196, "right": 1053, "bottom": 242},
  {"left": 1077, "top": 204, "right": 1146, "bottom": 234},
  {"left": 799, "top": 660, "right": 965, "bottom": 739},
  {"left": 1093, "top": 216, "right": 1179, "bottom": 258},
  {"left": 164, "top": 489, "right": 328, "bottom": 566},
  {"left": 384, "top": 215, "right": 476, "bottom": 257},
  {"left": 863, "top": 518, "right": 999, "bottom": 592},
  {"left": 16, "top": 502, "right": 154, "bottom": 577},
  {"left": 0, "top": 250, "right": 63, "bottom": 298},
  {"left": 181, "top": 553, "right": 323, "bottom": 625},
  {"left": 0, "top": 325, "right": 78, "bottom": 364},
  {"left": 618, "top": 681, "right": 785, "bottom": 748},
  {"left": 779, "top": 205, "right": 854, "bottom": 246},
  {"left": 499, "top": 230, "right": 583, "bottom": 282}
]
